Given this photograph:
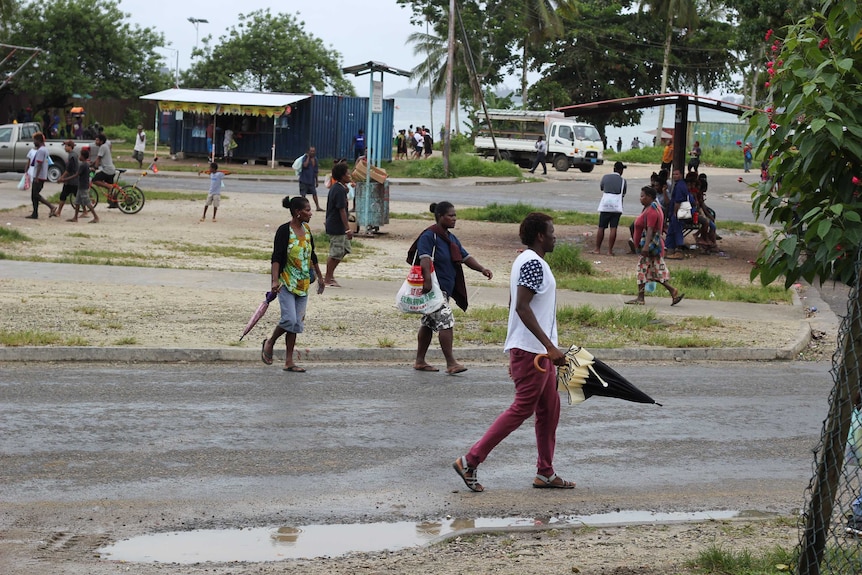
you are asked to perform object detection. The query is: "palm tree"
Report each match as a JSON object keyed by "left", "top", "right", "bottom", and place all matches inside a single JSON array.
[
  {"left": 641, "top": 0, "right": 699, "bottom": 139},
  {"left": 407, "top": 29, "right": 464, "bottom": 134},
  {"left": 516, "top": 0, "right": 569, "bottom": 108}
]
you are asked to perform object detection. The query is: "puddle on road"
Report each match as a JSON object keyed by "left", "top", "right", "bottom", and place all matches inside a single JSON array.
[{"left": 99, "top": 509, "right": 745, "bottom": 564}]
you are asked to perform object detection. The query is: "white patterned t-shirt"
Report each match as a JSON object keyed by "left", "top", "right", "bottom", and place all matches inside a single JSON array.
[{"left": 504, "top": 249, "right": 557, "bottom": 354}]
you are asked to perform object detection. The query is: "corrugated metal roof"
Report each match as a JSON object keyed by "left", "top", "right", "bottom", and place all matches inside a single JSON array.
[{"left": 140, "top": 88, "right": 308, "bottom": 107}]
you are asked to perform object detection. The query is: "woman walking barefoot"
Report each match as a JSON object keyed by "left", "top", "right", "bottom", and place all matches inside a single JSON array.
[
  {"left": 626, "top": 186, "right": 684, "bottom": 306},
  {"left": 410, "top": 201, "right": 493, "bottom": 374},
  {"left": 261, "top": 196, "right": 325, "bottom": 372}
]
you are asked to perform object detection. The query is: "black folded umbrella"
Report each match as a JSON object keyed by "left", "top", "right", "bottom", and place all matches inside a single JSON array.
[{"left": 535, "top": 345, "right": 662, "bottom": 406}]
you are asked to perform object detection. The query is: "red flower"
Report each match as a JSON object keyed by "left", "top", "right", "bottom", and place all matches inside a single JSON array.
[
  {"left": 837, "top": 244, "right": 843, "bottom": 252},
  {"left": 737, "top": 177, "right": 744, "bottom": 183},
  {"left": 765, "top": 81, "right": 771, "bottom": 88},
  {"left": 853, "top": 176, "right": 861, "bottom": 185},
  {"left": 771, "top": 123, "right": 778, "bottom": 130},
  {"left": 766, "top": 107, "right": 773, "bottom": 113},
  {"left": 767, "top": 68, "right": 776, "bottom": 76},
  {"left": 819, "top": 38, "right": 829, "bottom": 48},
  {"left": 736, "top": 140, "right": 742, "bottom": 146},
  {"left": 771, "top": 45, "right": 779, "bottom": 52},
  {"left": 777, "top": 60, "right": 783, "bottom": 66},
  {"left": 765, "top": 29, "right": 773, "bottom": 41}
]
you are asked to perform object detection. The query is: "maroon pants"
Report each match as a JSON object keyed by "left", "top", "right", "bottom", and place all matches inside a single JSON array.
[{"left": 467, "top": 348, "right": 560, "bottom": 477}]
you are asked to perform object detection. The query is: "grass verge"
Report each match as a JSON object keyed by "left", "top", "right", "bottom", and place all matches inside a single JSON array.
[
  {"left": 455, "top": 303, "right": 736, "bottom": 348},
  {"left": 689, "top": 543, "right": 795, "bottom": 574},
  {"left": 0, "top": 227, "right": 32, "bottom": 244},
  {"left": 0, "top": 329, "right": 89, "bottom": 346}
]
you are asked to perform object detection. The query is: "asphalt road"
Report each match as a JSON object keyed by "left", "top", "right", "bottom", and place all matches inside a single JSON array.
[{"left": 0, "top": 360, "right": 832, "bottom": 524}]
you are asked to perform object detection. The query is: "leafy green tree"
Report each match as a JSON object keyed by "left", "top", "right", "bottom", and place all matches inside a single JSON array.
[
  {"left": 639, "top": 0, "right": 699, "bottom": 136},
  {"left": 724, "top": 0, "right": 819, "bottom": 106},
  {"left": 529, "top": 1, "right": 665, "bottom": 139},
  {"left": 752, "top": 8, "right": 862, "bottom": 573},
  {"left": 1, "top": 0, "right": 168, "bottom": 108},
  {"left": 750, "top": 1, "right": 862, "bottom": 288},
  {"left": 0, "top": 0, "right": 18, "bottom": 28},
  {"left": 509, "top": 0, "right": 569, "bottom": 108},
  {"left": 183, "top": 9, "right": 354, "bottom": 95}
]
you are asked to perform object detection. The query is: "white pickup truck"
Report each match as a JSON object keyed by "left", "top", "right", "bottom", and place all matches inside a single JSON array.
[
  {"left": 0, "top": 122, "right": 94, "bottom": 182},
  {"left": 474, "top": 109, "right": 604, "bottom": 172}
]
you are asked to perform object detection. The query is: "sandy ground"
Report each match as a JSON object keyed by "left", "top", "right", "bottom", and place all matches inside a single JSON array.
[
  {"left": 0, "top": 190, "right": 802, "bottom": 352},
  {"left": 0, "top": 190, "right": 810, "bottom": 573}
]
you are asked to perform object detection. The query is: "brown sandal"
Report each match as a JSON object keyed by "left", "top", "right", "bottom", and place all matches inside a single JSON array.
[
  {"left": 532, "top": 473, "right": 576, "bottom": 489},
  {"left": 453, "top": 456, "right": 484, "bottom": 492}
]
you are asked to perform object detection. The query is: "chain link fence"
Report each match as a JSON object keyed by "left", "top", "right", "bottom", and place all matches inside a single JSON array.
[{"left": 797, "top": 258, "right": 862, "bottom": 574}]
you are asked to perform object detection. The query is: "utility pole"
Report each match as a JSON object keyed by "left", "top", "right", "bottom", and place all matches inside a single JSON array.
[{"left": 443, "top": 0, "right": 455, "bottom": 177}]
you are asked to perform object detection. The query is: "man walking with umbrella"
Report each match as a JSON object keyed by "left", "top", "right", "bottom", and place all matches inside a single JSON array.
[{"left": 453, "top": 212, "right": 574, "bottom": 492}]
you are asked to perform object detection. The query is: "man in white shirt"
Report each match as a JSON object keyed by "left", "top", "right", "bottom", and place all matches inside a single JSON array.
[
  {"left": 91, "top": 133, "right": 117, "bottom": 207},
  {"left": 453, "top": 212, "right": 574, "bottom": 492},
  {"left": 592, "top": 161, "right": 627, "bottom": 255},
  {"left": 529, "top": 135, "right": 547, "bottom": 175},
  {"left": 132, "top": 125, "right": 146, "bottom": 168},
  {"left": 26, "top": 132, "right": 57, "bottom": 219}
]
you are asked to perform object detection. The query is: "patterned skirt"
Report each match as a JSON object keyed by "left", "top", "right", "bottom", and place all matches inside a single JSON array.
[{"left": 637, "top": 255, "right": 670, "bottom": 285}]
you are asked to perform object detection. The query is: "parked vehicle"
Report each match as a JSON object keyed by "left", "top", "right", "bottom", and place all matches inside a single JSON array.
[
  {"left": 474, "top": 109, "right": 604, "bottom": 172},
  {"left": 0, "top": 122, "right": 94, "bottom": 182}
]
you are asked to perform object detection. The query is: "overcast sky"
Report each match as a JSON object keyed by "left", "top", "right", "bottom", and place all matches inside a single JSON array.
[{"left": 119, "top": 0, "right": 427, "bottom": 96}]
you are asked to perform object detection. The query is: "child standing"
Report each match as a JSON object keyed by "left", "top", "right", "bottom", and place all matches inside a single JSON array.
[
  {"left": 199, "top": 162, "right": 231, "bottom": 222},
  {"left": 69, "top": 148, "right": 99, "bottom": 223}
]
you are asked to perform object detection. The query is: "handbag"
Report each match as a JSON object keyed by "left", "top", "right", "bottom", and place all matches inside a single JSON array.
[
  {"left": 638, "top": 202, "right": 663, "bottom": 256},
  {"left": 395, "top": 247, "right": 446, "bottom": 314},
  {"left": 676, "top": 200, "right": 693, "bottom": 220},
  {"left": 17, "top": 174, "right": 30, "bottom": 191}
]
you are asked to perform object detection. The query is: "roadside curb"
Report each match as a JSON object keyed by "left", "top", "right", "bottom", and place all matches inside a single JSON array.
[{"left": 0, "top": 333, "right": 811, "bottom": 364}]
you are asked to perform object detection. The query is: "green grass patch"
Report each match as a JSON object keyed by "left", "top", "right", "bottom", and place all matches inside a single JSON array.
[
  {"left": 455, "top": 303, "right": 726, "bottom": 348},
  {"left": 0, "top": 227, "right": 31, "bottom": 244},
  {"left": 453, "top": 202, "right": 634, "bottom": 228},
  {"left": 143, "top": 190, "right": 211, "bottom": 201},
  {"left": 556, "top": 268, "right": 791, "bottom": 304},
  {"left": 546, "top": 242, "right": 594, "bottom": 276},
  {"left": 689, "top": 543, "right": 795, "bottom": 575},
  {"left": 391, "top": 153, "right": 523, "bottom": 179},
  {"left": 69, "top": 249, "right": 149, "bottom": 260},
  {"left": 612, "top": 144, "right": 758, "bottom": 170},
  {"left": 152, "top": 241, "right": 270, "bottom": 261},
  {"left": 113, "top": 336, "right": 138, "bottom": 345},
  {"left": 718, "top": 221, "right": 764, "bottom": 234},
  {"left": 0, "top": 329, "right": 88, "bottom": 346},
  {"left": 46, "top": 189, "right": 210, "bottom": 203}
]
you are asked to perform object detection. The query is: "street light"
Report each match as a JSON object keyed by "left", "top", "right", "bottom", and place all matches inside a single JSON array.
[
  {"left": 187, "top": 18, "right": 209, "bottom": 51},
  {"left": 156, "top": 46, "right": 179, "bottom": 88}
]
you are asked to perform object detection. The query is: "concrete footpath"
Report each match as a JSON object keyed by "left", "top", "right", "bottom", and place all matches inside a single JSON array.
[{"left": 0, "top": 259, "right": 838, "bottom": 364}]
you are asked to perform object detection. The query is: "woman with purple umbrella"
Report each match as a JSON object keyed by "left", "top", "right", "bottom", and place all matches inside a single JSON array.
[{"left": 261, "top": 196, "right": 325, "bottom": 372}]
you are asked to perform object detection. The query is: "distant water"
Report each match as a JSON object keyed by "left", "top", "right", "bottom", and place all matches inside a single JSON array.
[
  {"left": 391, "top": 97, "right": 746, "bottom": 149},
  {"left": 392, "top": 97, "right": 469, "bottom": 137}
]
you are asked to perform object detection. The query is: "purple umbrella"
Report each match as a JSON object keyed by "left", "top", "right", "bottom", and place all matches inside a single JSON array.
[{"left": 239, "top": 291, "right": 277, "bottom": 341}]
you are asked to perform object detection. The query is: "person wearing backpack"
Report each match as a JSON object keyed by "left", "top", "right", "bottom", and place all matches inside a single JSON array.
[
  {"left": 297, "top": 146, "right": 323, "bottom": 211},
  {"left": 742, "top": 142, "right": 753, "bottom": 172}
]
